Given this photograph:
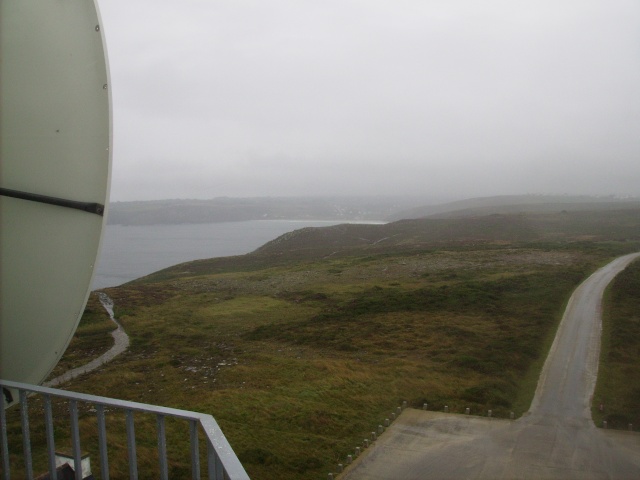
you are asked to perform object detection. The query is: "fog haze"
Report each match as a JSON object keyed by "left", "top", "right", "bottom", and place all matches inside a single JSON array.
[{"left": 98, "top": 1, "right": 640, "bottom": 201}]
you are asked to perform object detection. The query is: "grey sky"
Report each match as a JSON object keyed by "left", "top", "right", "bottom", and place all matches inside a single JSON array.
[{"left": 98, "top": 0, "right": 640, "bottom": 202}]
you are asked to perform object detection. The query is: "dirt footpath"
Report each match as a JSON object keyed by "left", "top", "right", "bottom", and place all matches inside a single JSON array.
[{"left": 44, "top": 293, "right": 129, "bottom": 388}]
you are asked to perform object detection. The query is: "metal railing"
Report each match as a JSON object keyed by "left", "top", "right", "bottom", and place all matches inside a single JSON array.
[{"left": 0, "top": 379, "right": 249, "bottom": 480}]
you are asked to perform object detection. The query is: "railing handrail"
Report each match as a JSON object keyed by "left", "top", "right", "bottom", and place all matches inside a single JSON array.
[
  {"left": 0, "top": 379, "right": 250, "bottom": 480},
  {"left": 3, "top": 379, "right": 207, "bottom": 421}
]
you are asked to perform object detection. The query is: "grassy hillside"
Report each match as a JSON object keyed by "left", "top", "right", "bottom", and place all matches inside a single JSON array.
[
  {"left": 5, "top": 209, "right": 640, "bottom": 479},
  {"left": 139, "top": 208, "right": 640, "bottom": 284}
]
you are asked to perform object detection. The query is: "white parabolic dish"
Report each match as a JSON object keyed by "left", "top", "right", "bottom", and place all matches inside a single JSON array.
[{"left": 0, "top": 0, "right": 112, "bottom": 388}]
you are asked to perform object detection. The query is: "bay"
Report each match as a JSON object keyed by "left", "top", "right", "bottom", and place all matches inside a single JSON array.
[{"left": 92, "top": 220, "right": 381, "bottom": 290}]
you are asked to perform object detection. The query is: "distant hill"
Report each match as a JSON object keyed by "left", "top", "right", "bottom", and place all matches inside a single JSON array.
[
  {"left": 107, "top": 195, "right": 640, "bottom": 226},
  {"left": 138, "top": 207, "right": 640, "bottom": 283},
  {"left": 106, "top": 196, "right": 440, "bottom": 225},
  {"left": 255, "top": 208, "right": 640, "bottom": 259},
  {"left": 386, "top": 195, "right": 640, "bottom": 221}
]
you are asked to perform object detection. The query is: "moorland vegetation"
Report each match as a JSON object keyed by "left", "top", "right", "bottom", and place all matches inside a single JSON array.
[{"left": 5, "top": 205, "right": 640, "bottom": 479}]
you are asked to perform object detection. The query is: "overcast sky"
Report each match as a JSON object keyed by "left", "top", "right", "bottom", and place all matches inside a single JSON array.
[{"left": 98, "top": 0, "right": 640, "bottom": 202}]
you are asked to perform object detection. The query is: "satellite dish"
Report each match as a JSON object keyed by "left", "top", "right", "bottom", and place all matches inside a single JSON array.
[{"left": 0, "top": 0, "right": 112, "bottom": 405}]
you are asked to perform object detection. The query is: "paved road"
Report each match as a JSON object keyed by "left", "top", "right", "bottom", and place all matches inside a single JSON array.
[{"left": 342, "top": 253, "right": 640, "bottom": 479}]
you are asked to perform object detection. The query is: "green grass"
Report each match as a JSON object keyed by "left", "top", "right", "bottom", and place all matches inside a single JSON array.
[{"left": 5, "top": 246, "right": 618, "bottom": 479}]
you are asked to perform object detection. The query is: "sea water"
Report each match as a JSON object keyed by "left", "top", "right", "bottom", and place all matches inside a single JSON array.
[{"left": 92, "top": 220, "right": 381, "bottom": 290}]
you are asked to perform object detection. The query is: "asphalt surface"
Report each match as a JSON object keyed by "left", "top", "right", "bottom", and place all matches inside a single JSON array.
[{"left": 341, "top": 253, "right": 640, "bottom": 480}]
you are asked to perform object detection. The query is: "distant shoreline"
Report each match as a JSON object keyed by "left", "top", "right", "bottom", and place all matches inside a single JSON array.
[
  {"left": 110, "top": 218, "right": 388, "bottom": 226},
  {"left": 105, "top": 196, "right": 434, "bottom": 226},
  {"left": 106, "top": 195, "right": 640, "bottom": 226},
  {"left": 93, "top": 219, "right": 386, "bottom": 290}
]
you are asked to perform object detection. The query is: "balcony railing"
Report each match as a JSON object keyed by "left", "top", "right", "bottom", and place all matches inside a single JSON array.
[{"left": 0, "top": 379, "right": 249, "bottom": 480}]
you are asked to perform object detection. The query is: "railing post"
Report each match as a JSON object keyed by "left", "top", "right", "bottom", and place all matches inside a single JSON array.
[
  {"left": 43, "top": 395, "right": 57, "bottom": 478},
  {"left": 69, "top": 399, "right": 83, "bottom": 480},
  {"left": 96, "top": 404, "right": 110, "bottom": 480},
  {"left": 0, "top": 390, "right": 10, "bottom": 480},
  {"left": 215, "top": 444, "right": 224, "bottom": 480},
  {"left": 19, "top": 390, "right": 33, "bottom": 479},
  {"left": 157, "top": 414, "right": 169, "bottom": 480},
  {"left": 125, "top": 409, "right": 138, "bottom": 480},
  {"left": 190, "top": 420, "right": 201, "bottom": 480},
  {"left": 207, "top": 440, "right": 217, "bottom": 480}
]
